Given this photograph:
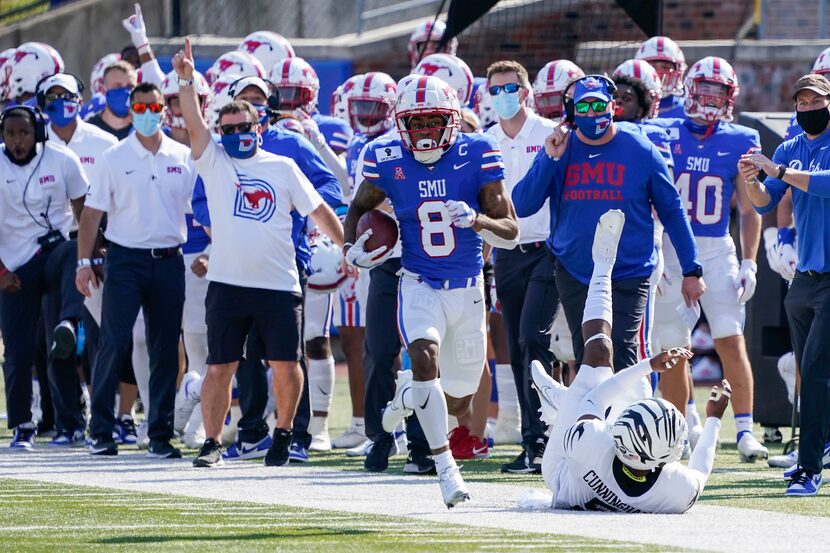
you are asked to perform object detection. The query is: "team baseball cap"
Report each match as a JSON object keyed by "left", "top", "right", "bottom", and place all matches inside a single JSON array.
[
  {"left": 792, "top": 74, "right": 830, "bottom": 100},
  {"left": 37, "top": 73, "right": 81, "bottom": 96},
  {"left": 573, "top": 76, "right": 612, "bottom": 104},
  {"left": 228, "top": 75, "right": 271, "bottom": 100}
]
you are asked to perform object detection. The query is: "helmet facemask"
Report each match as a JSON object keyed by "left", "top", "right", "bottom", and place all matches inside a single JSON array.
[
  {"left": 684, "top": 80, "right": 734, "bottom": 123},
  {"left": 534, "top": 91, "right": 564, "bottom": 120},
  {"left": 349, "top": 97, "right": 394, "bottom": 135},
  {"left": 397, "top": 109, "right": 458, "bottom": 164},
  {"left": 277, "top": 85, "right": 316, "bottom": 113}
]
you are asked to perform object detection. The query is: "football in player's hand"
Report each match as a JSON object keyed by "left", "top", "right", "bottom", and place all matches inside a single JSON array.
[{"left": 356, "top": 209, "right": 398, "bottom": 253}]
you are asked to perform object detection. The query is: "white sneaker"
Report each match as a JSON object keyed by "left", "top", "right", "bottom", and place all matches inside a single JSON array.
[
  {"left": 136, "top": 420, "right": 150, "bottom": 450},
  {"left": 174, "top": 371, "right": 201, "bottom": 434},
  {"left": 688, "top": 424, "right": 703, "bottom": 451},
  {"left": 592, "top": 209, "right": 625, "bottom": 266},
  {"left": 438, "top": 464, "right": 470, "bottom": 508},
  {"left": 737, "top": 433, "right": 769, "bottom": 463},
  {"left": 771, "top": 451, "right": 799, "bottom": 470},
  {"left": 381, "top": 371, "right": 413, "bottom": 433},
  {"left": 345, "top": 439, "right": 372, "bottom": 457},
  {"left": 332, "top": 425, "right": 366, "bottom": 449},
  {"left": 530, "top": 360, "right": 564, "bottom": 426},
  {"left": 394, "top": 428, "right": 407, "bottom": 456},
  {"left": 309, "top": 416, "right": 331, "bottom": 451}
]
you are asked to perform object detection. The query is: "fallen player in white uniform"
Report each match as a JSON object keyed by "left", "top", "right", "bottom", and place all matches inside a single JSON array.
[{"left": 529, "top": 209, "right": 731, "bottom": 514}]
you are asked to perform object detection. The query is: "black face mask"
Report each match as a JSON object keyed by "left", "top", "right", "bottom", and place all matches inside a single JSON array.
[{"left": 796, "top": 105, "right": 830, "bottom": 135}]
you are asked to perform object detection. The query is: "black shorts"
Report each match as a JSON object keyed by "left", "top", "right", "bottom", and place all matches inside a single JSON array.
[{"left": 205, "top": 281, "right": 303, "bottom": 364}]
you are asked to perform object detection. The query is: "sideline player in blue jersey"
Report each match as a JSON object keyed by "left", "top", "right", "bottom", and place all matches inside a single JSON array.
[
  {"left": 741, "top": 73, "right": 830, "bottom": 496},
  {"left": 649, "top": 57, "right": 769, "bottom": 462},
  {"left": 513, "top": 74, "right": 703, "bottom": 375},
  {"left": 343, "top": 76, "right": 519, "bottom": 507}
]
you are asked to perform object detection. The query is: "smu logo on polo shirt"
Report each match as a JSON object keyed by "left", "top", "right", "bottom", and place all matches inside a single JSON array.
[{"left": 234, "top": 173, "right": 276, "bottom": 223}]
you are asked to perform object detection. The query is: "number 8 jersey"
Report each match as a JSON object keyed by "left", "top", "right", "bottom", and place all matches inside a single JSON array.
[
  {"left": 362, "top": 132, "right": 505, "bottom": 281},
  {"left": 651, "top": 118, "right": 760, "bottom": 238}
]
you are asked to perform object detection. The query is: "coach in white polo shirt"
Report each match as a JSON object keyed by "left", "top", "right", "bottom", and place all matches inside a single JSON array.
[
  {"left": 172, "top": 39, "right": 344, "bottom": 468},
  {"left": 0, "top": 105, "right": 89, "bottom": 449},
  {"left": 76, "top": 81, "right": 196, "bottom": 459},
  {"left": 486, "top": 60, "right": 561, "bottom": 475}
]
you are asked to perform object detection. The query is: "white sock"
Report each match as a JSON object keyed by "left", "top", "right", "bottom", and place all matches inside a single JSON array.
[
  {"left": 410, "top": 378, "right": 450, "bottom": 450},
  {"left": 434, "top": 450, "right": 456, "bottom": 473},
  {"left": 686, "top": 400, "right": 701, "bottom": 428},
  {"left": 351, "top": 417, "right": 365, "bottom": 430},
  {"left": 735, "top": 413, "right": 754, "bottom": 441},
  {"left": 309, "top": 357, "right": 335, "bottom": 413},
  {"left": 582, "top": 260, "right": 613, "bottom": 326},
  {"left": 495, "top": 364, "right": 519, "bottom": 417}
]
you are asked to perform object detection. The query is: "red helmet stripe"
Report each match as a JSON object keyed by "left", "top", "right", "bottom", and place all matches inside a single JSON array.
[
  {"left": 281, "top": 60, "right": 291, "bottom": 81},
  {"left": 633, "top": 61, "right": 641, "bottom": 79},
  {"left": 712, "top": 57, "right": 721, "bottom": 76},
  {"left": 364, "top": 72, "right": 375, "bottom": 94},
  {"left": 416, "top": 76, "right": 428, "bottom": 103},
  {"left": 657, "top": 37, "right": 664, "bottom": 53},
  {"left": 547, "top": 61, "right": 557, "bottom": 87}
]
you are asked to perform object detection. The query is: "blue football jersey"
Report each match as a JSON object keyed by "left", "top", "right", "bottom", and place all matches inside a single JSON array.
[
  {"left": 313, "top": 113, "right": 353, "bottom": 155},
  {"left": 651, "top": 118, "right": 761, "bottom": 237},
  {"left": 784, "top": 111, "right": 802, "bottom": 141},
  {"left": 363, "top": 133, "right": 505, "bottom": 281},
  {"left": 346, "top": 133, "right": 371, "bottom": 192},
  {"left": 617, "top": 121, "right": 674, "bottom": 171},
  {"left": 658, "top": 95, "right": 685, "bottom": 118}
]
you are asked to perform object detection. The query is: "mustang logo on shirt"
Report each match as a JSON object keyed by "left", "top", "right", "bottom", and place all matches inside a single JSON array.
[{"left": 234, "top": 175, "right": 277, "bottom": 223}]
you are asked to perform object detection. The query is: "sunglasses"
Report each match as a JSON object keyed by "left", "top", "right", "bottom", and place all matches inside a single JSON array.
[
  {"left": 131, "top": 102, "right": 164, "bottom": 114},
  {"left": 220, "top": 122, "right": 255, "bottom": 135},
  {"left": 574, "top": 100, "right": 609, "bottom": 114},
  {"left": 488, "top": 83, "right": 523, "bottom": 96},
  {"left": 44, "top": 92, "right": 78, "bottom": 103}
]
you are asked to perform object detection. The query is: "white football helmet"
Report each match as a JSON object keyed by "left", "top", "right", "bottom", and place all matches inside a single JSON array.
[
  {"left": 205, "top": 51, "right": 265, "bottom": 85},
  {"left": 237, "top": 31, "right": 295, "bottom": 74},
  {"left": 613, "top": 59, "right": 662, "bottom": 119},
  {"left": 8, "top": 42, "right": 64, "bottom": 100},
  {"left": 612, "top": 398, "right": 688, "bottom": 471},
  {"left": 395, "top": 75, "right": 461, "bottom": 165},
  {"left": 812, "top": 46, "right": 830, "bottom": 77},
  {"left": 635, "top": 36, "right": 686, "bottom": 98},
  {"left": 408, "top": 19, "right": 458, "bottom": 68},
  {"left": 414, "top": 53, "right": 474, "bottom": 105},
  {"left": 307, "top": 235, "right": 347, "bottom": 294},
  {"left": 207, "top": 74, "right": 240, "bottom": 133},
  {"left": 683, "top": 56, "right": 739, "bottom": 123},
  {"left": 161, "top": 70, "right": 211, "bottom": 129},
  {"left": 269, "top": 57, "right": 320, "bottom": 114},
  {"left": 533, "top": 60, "right": 585, "bottom": 120},
  {"left": 348, "top": 72, "right": 397, "bottom": 136},
  {"left": 90, "top": 53, "right": 121, "bottom": 96},
  {"left": 330, "top": 75, "right": 362, "bottom": 123},
  {"left": 0, "top": 48, "right": 16, "bottom": 102}
]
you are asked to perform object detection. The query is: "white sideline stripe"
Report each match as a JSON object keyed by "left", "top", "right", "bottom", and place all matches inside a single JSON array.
[{"left": 0, "top": 448, "right": 824, "bottom": 553}]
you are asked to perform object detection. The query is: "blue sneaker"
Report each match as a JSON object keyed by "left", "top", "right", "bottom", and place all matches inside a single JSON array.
[
  {"left": 222, "top": 435, "right": 272, "bottom": 460},
  {"left": 782, "top": 441, "right": 830, "bottom": 480},
  {"left": 48, "top": 428, "right": 85, "bottom": 447},
  {"left": 114, "top": 415, "right": 138, "bottom": 445},
  {"left": 288, "top": 441, "right": 309, "bottom": 463},
  {"left": 10, "top": 423, "right": 36, "bottom": 450},
  {"left": 785, "top": 469, "right": 822, "bottom": 496}
]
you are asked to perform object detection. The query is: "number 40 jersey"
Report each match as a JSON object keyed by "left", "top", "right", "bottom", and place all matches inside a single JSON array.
[
  {"left": 362, "top": 132, "right": 505, "bottom": 281},
  {"left": 650, "top": 119, "right": 760, "bottom": 238}
]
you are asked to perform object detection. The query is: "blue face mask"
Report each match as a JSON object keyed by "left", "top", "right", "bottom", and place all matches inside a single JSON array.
[
  {"left": 45, "top": 99, "right": 80, "bottom": 127},
  {"left": 132, "top": 111, "right": 163, "bottom": 136},
  {"left": 574, "top": 113, "right": 612, "bottom": 140},
  {"left": 105, "top": 87, "right": 132, "bottom": 118},
  {"left": 492, "top": 92, "right": 522, "bottom": 120},
  {"left": 251, "top": 104, "right": 270, "bottom": 126},
  {"left": 221, "top": 132, "right": 258, "bottom": 159}
]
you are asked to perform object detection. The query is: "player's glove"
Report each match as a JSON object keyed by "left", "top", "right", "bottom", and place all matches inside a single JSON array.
[
  {"left": 735, "top": 259, "right": 757, "bottom": 304},
  {"left": 445, "top": 200, "right": 476, "bottom": 228},
  {"left": 344, "top": 230, "right": 391, "bottom": 269},
  {"left": 777, "top": 227, "right": 798, "bottom": 282},
  {"left": 762, "top": 227, "right": 783, "bottom": 276},
  {"left": 122, "top": 3, "right": 149, "bottom": 50},
  {"left": 300, "top": 117, "right": 326, "bottom": 150}
]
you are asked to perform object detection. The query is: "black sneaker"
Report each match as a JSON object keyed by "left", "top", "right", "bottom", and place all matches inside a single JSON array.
[
  {"left": 364, "top": 433, "right": 396, "bottom": 472},
  {"left": 763, "top": 427, "right": 784, "bottom": 444},
  {"left": 528, "top": 439, "right": 546, "bottom": 474},
  {"left": 501, "top": 450, "right": 534, "bottom": 473},
  {"left": 88, "top": 436, "right": 118, "bottom": 456},
  {"left": 264, "top": 428, "right": 292, "bottom": 467},
  {"left": 403, "top": 448, "right": 436, "bottom": 475},
  {"left": 193, "top": 438, "right": 223, "bottom": 467},
  {"left": 147, "top": 439, "right": 182, "bottom": 459},
  {"left": 51, "top": 320, "right": 77, "bottom": 359}
]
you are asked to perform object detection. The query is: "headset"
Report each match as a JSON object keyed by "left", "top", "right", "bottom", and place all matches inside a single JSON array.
[
  {"left": 563, "top": 74, "right": 617, "bottom": 128},
  {"left": 34, "top": 73, "right": 86, "bottom": 111},
  {"left": 0, "top": 104, "right": 49, "bottom": 142}
]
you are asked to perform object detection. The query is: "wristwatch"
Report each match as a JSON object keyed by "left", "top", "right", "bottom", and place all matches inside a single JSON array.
[
  {"left": 178, "top": 78, "right": 193, "bottom": 87},
  {"left": 683, "top": 265, "right": 703, "bottom": 278},
  {"left": 777, "top": 164, "right": 787, "bottom": 180}
]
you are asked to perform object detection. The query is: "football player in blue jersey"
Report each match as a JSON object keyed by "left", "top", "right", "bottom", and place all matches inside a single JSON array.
[
  {"left": 649, "top": 57, "right": 769, "bottom": 462},
  {"left": 343, "top": 75, "right": 519, "bottom": 507},
  {"left": 634, "top": 36, "right": 687, "bottom": 118}
]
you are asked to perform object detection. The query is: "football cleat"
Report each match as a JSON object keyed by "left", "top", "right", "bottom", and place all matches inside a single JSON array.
[
  {"left": 592, "top": 209, "right": 625, "bottom": 266},
  {"left": 438, "top": 464, "right": 470, "bottom": 508},
  {"left": 308, "top": 416, "right": 331, "bottom": 452},
  {"left": 737, "top": 433, "right": 769, "bottom": 463},
  {"left": 381, "top": 370, "right": 413, "bottom": 433},
  {"left": 530, "top": 360, "right": 564, "bottom": 426}
]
